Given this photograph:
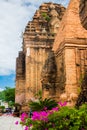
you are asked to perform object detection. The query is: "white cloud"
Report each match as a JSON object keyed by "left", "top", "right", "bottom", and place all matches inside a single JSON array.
[
  {"left": 0, "top": 88, "right": 4, "bottom": 92},
  {"left": 0, "top": 0, "right": 69, "bottom": 76},
  {"left": 0, "top": 0, "right": 36, "bottom": 75}
]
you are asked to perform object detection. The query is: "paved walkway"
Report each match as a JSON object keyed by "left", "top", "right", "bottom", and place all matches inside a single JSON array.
[{"left": 0, "top": 115, "right": 24, "bottom": 130}]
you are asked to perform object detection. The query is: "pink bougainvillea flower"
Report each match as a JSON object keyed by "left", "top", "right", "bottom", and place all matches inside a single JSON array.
[
  {"left": 20, "top": 113, "right": 28, "bottom": 122},
  {"left": 48, "top": 110, "right": 53, "bottom": 115},
  {"left": 58, "top": 101, "right": 67, "bottom": 107},
  {"left": 32, "top": 111, "right": 49, "bottom": 121},
  {"left": 32, "top": 111, "right": 41, "bottom": 120},
  {"left": 15, "top": 121, "right": 19, "bottom": 125},
  {"left": 52, "top": 107, "right": 58, "bottom": 111},
  {"left": 24, "top": 126, "right": 29, "bottom": 130}
]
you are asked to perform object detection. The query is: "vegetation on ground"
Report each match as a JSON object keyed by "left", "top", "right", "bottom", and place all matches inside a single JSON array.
[
  {"left": 19, "top": 103, "right": 87, "bottom": 130},
  {"left": 29, "top": 90, "right": 58, "bottom": 111}
]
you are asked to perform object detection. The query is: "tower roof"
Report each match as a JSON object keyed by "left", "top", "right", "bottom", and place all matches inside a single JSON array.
[
  {"left": 23, "top": 2, "right": 66, "bottom": 49},
  {"left": 53, "top": 0, "right": 87, "bottom": 52}
]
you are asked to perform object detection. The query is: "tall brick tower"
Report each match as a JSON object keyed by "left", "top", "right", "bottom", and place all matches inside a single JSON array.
[
  {"left": 15, "top": 2, "right": 65, "bottom": 108},
  {"left": 53, "top": 0, "right": 87, "bottom": 106}
]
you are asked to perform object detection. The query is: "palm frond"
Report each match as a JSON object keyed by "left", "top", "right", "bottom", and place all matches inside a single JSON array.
[{"left": 29, "top": 98, "right": 58, "bottom": 111}]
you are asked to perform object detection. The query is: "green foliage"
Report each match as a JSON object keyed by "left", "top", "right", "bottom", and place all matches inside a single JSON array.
[
  {"left": 47, "top": 104, "right": 87, "bottom": 130},
  {"left": 0, "top": 106, "right": 5, "bottom": 110},
  {"left": 29, "top": 90, "right": 57, "bottom": 111},
  {"left": 29, "top": 98, "right": 58, "bottom": 111},
  {"left": 0, "top": 91, "right": 5, "bottom": 101},
  {"left": 8, "top": 101, "right": 15, "bottom": 107},
  {"left": 0, "top": 87, "right": 15, "bottom": 107},
  {"left": 4, "top": 87, "right": 15, "bottom": 102},
  {"left": 41, "top": 12, "right": 50, "bottom": 22},
  {"left": 0, "top": 106, "right": 5, "bottom": 112},
  {"left": 34, "top": 90, "right": 42, "bottom": 100}
]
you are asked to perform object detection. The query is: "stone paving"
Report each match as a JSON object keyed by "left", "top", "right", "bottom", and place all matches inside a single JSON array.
[{"left": 0, "top": 115, "right": 24, "bottom": 130}]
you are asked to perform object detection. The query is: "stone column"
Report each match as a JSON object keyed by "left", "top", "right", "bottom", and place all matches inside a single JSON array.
[
  {"left": 64, "top": 47, "right": 79, "bottom": 106},
  {"left": 64, "top": 48, "right": 77, "bottom": 95}
]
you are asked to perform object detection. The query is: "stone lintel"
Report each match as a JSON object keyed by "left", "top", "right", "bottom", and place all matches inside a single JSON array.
[
  {"left": 54, "top": 38, "right": 87, "bottom": 56},
  {"left": 24, "top": 41, "right": 53, "bottom": 47},
  {"left": 24, "top": 38, "right": 54, "bottom": 42},
  {"left": 23, "top": 34, "right": 54, "bottom": 39},
  {"left": 25, "top": 44, "right": 52, "bottom": 49}
]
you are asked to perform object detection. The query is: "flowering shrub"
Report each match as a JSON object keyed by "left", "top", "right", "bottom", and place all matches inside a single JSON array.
[
  {"left": 18, "top": 102, "right": 67, "bottom": 130},
  {"left": 16, "top": 102, "right": 87, "bottom": 130}
]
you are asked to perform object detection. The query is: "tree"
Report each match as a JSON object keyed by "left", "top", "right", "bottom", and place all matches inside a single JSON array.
[
  {"left": 0, "top": 87, "right": 15, "bottom": 107},
  {"left": 0, "top": 91, "right": 5, "bottom": 101},
  {"left": 4, "top": 87, "right": 15, "bottom": 102}
]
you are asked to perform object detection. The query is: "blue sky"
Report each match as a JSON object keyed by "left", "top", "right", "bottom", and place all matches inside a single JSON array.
[
  {"left": 0, "top": 0, "right": 69, "bottom": 91},
  {"left": 0, "top": 74, "right": 15, "bottom": 90}
]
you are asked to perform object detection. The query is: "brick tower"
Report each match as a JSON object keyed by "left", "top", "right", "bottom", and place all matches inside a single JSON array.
[
  {"left": 15, "top": 3, "right": 65, "bottom": 109},
  {"left": 53, "top": 0, "right": 87, "bottom": 106}
]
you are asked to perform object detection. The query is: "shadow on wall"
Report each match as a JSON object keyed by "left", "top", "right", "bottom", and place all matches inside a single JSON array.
[{"left": 79, "top": 0, "right": 87, "bottom": 30}]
